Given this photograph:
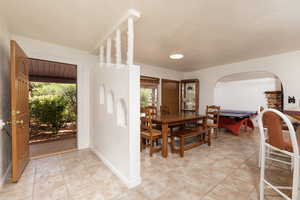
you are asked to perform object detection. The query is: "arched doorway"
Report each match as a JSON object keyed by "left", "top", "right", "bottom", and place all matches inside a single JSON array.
[{"left": 214, "top": 71, "right": 283, "bottom": 111}]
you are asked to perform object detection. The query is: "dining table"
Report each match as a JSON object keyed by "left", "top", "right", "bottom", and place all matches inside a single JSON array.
[{"left": 151, "top": 112, "right": 206, "bottom": 158}]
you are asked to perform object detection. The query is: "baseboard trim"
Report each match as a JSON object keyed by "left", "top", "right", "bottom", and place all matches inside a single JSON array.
[
  {"left": 126, "top": 176, "right": 141, "bottom": 189},
  {"left": 0, "top": 163, "right": 11, "bottom": 189},
  {"left": 91, "top": 148, "right": 141, "bottom": 189}
]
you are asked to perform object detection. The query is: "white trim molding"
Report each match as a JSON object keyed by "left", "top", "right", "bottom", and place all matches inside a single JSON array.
[
  {"left": 91, "top": 148, "right": 141, "bottom": 188},
  {"left": 0, "top": 163, "right": 11, "bottom": 189}
]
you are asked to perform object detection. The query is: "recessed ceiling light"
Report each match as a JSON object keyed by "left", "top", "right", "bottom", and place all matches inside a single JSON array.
[{"left": 169, "top": 54, "right": 184, "bottom": 60}]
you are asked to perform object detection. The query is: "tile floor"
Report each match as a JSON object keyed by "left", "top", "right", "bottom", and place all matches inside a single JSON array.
[{"left": 0, "top": 129, "right": 292, "bottom": 200}]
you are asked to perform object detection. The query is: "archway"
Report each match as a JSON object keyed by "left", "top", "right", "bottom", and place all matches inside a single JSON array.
[{"left": 214, "top": 71, "right": 283, "bottom": 111}]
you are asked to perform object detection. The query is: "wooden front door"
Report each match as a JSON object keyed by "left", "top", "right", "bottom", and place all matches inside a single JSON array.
[
  {"left": 10, "top": 40, "right": 30, "bottom": 182},
  {"left": 162, "top": 79, "right": 180, "bottom": 114}
]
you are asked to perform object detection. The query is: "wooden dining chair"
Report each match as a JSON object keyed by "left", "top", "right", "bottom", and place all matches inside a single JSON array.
[
  {"left": 140, "top": 109, "right": 162, "bottom": 157},
  {"left": 160, "top": 105, "right": 183, "bottom": 134},
  {"left": 160, "top": 105, "right": 170, "bottom": 115},
  {"left": 145, "top": 105, "right": 158, "bottom": 116},
  {"left": 140, "top": 107, "right": 146, "bottom": 116},
  {"left": 204, "top": 105, "right": 221, "bottom": 138},
  {"left": 145, "top": 105, "right": 161, "bottom": 129}
]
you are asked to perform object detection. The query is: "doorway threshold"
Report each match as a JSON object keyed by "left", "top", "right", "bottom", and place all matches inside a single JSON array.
[{"left": 30, "top": 137, "right": 77, "bottom": 158}]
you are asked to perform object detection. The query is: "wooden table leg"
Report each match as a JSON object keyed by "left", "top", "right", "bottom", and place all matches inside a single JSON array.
[{"left": 162, "top": 123, "right": 168, "bottom": 158}]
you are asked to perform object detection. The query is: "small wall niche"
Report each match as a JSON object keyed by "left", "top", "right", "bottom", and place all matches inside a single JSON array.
[
  {"left": 117, "top": 99, "right": 127, "bottom": 127},
  {"left": 107, "top": 91, "right": 115, "bottom": 114},
  {"left": 99, "top": 85, "right": 105, "bottom": 105}
]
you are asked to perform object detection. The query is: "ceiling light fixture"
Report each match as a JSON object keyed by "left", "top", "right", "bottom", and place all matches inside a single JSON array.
[{"left": 169, "top": 54, "right": 184, "bottom": 60}]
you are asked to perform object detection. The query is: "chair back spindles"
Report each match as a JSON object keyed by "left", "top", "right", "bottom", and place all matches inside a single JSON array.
[
  {"left": 140, "top": 107, "right": 162, "bottom": 156},
  {"left": 141, "top": 109, "right": 153, "bottom": 132},
  {"left": 206, "top": 105, "right": 221, "bottom": 127},
  {"left": 145, "top": 106, "right": 158, "bottom": 116},
  {"left": 203, "top": 105, "right": 221, "bottom": 138}
]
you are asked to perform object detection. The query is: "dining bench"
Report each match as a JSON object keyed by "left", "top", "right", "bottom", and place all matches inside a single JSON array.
[{"left": 170, "top": 126, "right": 209, "bottom": 157}]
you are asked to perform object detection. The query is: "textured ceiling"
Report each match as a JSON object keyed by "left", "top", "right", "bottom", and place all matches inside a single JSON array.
[{"left": 1, "top": 0, "right": 300, "bottom": 71}]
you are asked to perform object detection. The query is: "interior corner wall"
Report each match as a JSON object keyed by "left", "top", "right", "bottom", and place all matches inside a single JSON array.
[
  {"left": 183, "top": 51, "right": 300, "bottom": 114},
  {"left": 12, "top": 35, "right": 98, "bottom": 149},
  {"left": 140, "top": 63, "right": 184, "bottom": 106},
  {"left": 90, "top": 63, "right": 141, "bottom": 188},
  {"left": 0, "top": 18, "right": 11, "bottom": 187}
]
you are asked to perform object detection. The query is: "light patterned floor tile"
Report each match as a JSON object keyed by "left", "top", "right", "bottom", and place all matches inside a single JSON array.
[
  {"left": 204, "top": 185, "right": 249, "bottom": 200},
  {"left": 1, "top": 129, "right": 293, "bottom": 200}
]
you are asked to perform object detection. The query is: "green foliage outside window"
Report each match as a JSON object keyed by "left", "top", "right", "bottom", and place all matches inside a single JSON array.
[
  {"left": 140, "top": 87, "right": 157, "bottom": 108},
  {"left": 140, "top": 88, "right": 151, "bottom": 108}
]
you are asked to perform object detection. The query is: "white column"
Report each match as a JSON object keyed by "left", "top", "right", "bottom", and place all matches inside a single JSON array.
[
  {"left": 127, "top": 18, "right": 134, "bottom": 66},
  {"left": 100, "top": 46, "right": 104, "bottom": 64},
  {"left": 106, "top": 38, "right": 111, "bottom": 64},
  {"left": 116, "top": 29, "right": 121, "bottom": 65}
]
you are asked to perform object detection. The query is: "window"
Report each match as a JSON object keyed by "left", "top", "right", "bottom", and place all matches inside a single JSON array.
[
  {"left": 140, "top": 87, "right": 158, "bottom": 108},
  {"left": 140, "top": 76, "right": 159, "bottom": 108}
]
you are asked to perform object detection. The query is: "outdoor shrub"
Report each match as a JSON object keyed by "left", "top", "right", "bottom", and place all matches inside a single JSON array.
[
  {"left": 62, "top": 85, "right": 77, "bottom": 122},
  {"left": 30, "top": 95, "right": 66, "bottom": 134},
  {"left": 29, "top": 82, "right": 77, "bottom": 135}
]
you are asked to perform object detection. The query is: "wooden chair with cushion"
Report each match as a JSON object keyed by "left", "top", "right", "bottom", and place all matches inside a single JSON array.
[
  {"left": 140, "top": 109, "right": 162, "bottom": 157},
  {"left": 199, "top": 105, "right": 220, "bottom": 138},
  {"left": 145, "top": 105, "right": 161, "bottom": 130}
]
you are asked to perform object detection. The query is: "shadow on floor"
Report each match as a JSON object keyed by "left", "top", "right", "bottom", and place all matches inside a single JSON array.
[{"left": 30, "top": 137, "right": 77, "bottom": 158}]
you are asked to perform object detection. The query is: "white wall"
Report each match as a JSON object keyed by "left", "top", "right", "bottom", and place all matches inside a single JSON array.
[
  {"left": 90, "top": 63, "right": 140, "bottom": 188},
  {"left": 0, "top": 18, "right": 11, "bottom": 188},
  {"left": 184, "top": 51, "right": 300, "bottom": 114},
  {"left": 140, "top": 63, "right": 183, "bottom": 106},
  {"left": 215, "top": 78, "right": 280, "bottom": 111},
  {"left": 12, "top": 35, "right": 98, "bottom": 149}
]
